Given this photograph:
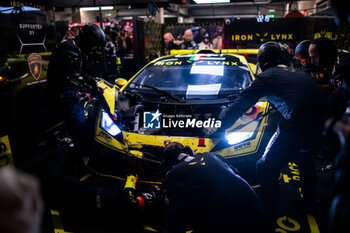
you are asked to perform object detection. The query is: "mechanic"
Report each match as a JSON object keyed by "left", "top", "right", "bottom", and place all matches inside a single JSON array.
[
  {"left": 325, "top": 2, "right": 350, "bottom": 231},
  {"left": 163, "top": 32, "right": 181, "bottom": 52},
  {"left": 162, "top": 142, "right": 263, "bottom": 233},
  {"left": 327, "top": 50, "right": 350, "bottom": 233},
  {"left": 217, "top": 41, "right": 327, "bottom": 221},
  {"left": 295, "top": 40, "right": 314, "bottom": 74},
  {"left": 111, "top": 24, "right": 127, "bottom": 78},
  {"left": 309, "top": 37, "right": 338, "bottom": 95},
  {"left": 47, "top": 24, "right": 106, "bottom": 173},
  {"left": 198, "top": 33, "right": 213, "bottom": 50},
  {"left": 179, "top": 29, "right": 198, "bottom": 50},
  {"left": 318, "top": 47, "right": 349, "bottom": 169},
  {"left": 84, "top": 27, "right": 118, "bottom": 83}
]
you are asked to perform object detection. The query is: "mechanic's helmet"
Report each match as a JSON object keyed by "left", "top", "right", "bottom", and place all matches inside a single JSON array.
[
  {"left": 78, "top": 24, "right": 106, "bottom": 53},
  {"left": 295, "top": 40, "right": 311, "bottom": 60},
  {"left": 257, "top": 41, "right": 288, "bottom": 71},
  {"left": 295, "top": 40, "right": 311, "bottom": 65}
]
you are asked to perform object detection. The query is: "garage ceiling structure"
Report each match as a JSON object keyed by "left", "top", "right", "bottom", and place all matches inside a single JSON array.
[{"left": 51, "top": 0, "right": 334, "bottom": 18}]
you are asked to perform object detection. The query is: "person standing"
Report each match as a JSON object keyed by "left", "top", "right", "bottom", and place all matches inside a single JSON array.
[
  {"left": 194, "top": 27, "right": 206, "bottom": 44},
  {"left": 198, "top": 33, "right": 213, "bottom": 50},
  {"left": 163, "top": 32, "right": 181, "bottom": 53},
  {"left": 212, "top": 31, "right": 223, "bottom": 50},
  {"left": 216, "top": 41, "right": 327, "bottom": 222},
  {"left": 309, "top": 37, "right": 338, "bottom": 95},
  {"left": 47, "top": 24, "right": 106, "bottom": 173},
  {"left": 179, "top": 29, "right": 198, "bottom": 50}
]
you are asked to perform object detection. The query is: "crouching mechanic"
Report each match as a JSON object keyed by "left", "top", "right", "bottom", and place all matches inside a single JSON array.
[
  {"left": 217, "top": 41, "right": 327, "bottom": 219},
  {"left": 162, "top": 142, "right": 263, "bottom": 233}
]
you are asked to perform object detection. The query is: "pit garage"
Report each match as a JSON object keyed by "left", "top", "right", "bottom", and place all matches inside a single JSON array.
[{"left": 0, "top": 1, "right": 349, "bottom": 233}]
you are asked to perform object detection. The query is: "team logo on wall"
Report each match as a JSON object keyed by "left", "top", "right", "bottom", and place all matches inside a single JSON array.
[
  {"left": 27, "top": 53, "right": 42, "bottom": 80},
  {"left": 255, "top": 33, "right": 269, "bottom": 42},
  {"left": 143, "top": 110, "right": 162, "bottom": 129}
]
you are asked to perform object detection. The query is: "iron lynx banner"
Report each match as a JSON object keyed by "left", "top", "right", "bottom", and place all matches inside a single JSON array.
[
  {"left": 224, "top": 18, "right": 305, "bottom": 49},
  {"left": 224, "top": 18, "right": 349, "bottom": 50}
]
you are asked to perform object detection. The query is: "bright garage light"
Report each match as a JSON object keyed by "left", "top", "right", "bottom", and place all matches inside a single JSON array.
[
  {"left": 80, "top": 6, "right": 114, "bottom": 11},
  {"left": 194, "top": 0, "right": 230, "bottom": 4}
]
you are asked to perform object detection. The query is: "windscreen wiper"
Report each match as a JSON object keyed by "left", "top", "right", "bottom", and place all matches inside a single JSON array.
[{"left": 134, "top": 83, "right": 185, "bottom": 103}]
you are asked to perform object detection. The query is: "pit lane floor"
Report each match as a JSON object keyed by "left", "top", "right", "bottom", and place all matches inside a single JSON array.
[{"left": 19, "top": 142, "right": 333, "bottom": 233}]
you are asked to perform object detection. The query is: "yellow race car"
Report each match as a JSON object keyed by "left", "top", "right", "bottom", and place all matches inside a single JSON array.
[{"left": 88, "top": 49, "right": 279, "bottom": 183}]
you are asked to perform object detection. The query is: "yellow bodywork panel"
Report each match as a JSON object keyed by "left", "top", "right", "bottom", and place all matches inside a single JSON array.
[
  {"left": 97, "top": 80, "right": 116, "bottom": 115},
  {"left": 94, "top": 101, "right": 269, "bottom": 159},
  {"left": 170, "top": 49, "right": 259, "bottom": 56}
]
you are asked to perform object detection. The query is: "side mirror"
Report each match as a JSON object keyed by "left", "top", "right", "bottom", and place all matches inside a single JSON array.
[{"left": 115, "top": 78, "right": 127, "bottom": 87}]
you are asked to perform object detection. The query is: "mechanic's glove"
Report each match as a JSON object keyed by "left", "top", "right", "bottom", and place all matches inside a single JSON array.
[
  {"left": 123, "top": 174, "right": 139, "bottom": 209},
  {"left": 136, "top": 186, "right": 161, "bottom": 210},
  {"left": 140, "top": 192, "right": 155, "bottom": 208},
  {"left": 124, "top": 174, "right": 138, "bottom": 190}
]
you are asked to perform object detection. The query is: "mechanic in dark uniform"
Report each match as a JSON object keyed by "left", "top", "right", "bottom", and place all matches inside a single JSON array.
[
  {"left": 295, "top": 40, "right": 314, "bottom": 74},
  {"left": 85, "top": 27, "right": 117, "bottom": 83},
  {"left": 328, "top": 54, "right": 350, "bottom": 233},
  {"left": 218, "top": 42, "right": 327, "bottom": 220},
  {"left": 309, "top": 37, "right": 338, "bottom": 96},
  {"left": 47, "top": 24, "right": 106, "bottom": 172},
  {"left": 162, "top": 142, "right": 263, "bottom": 233}
]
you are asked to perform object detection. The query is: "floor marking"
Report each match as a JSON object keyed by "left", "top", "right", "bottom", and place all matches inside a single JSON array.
[{"left": 307, "top": 214, "right": 320, "bottom": 233}]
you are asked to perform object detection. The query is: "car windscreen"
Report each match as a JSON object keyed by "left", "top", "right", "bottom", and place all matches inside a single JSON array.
[{"left": 126, "top": 62, "right": 252, "bottom": 100}]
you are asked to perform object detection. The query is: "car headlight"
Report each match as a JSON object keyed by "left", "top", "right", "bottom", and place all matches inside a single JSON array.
[
  {"left": 101, "top": 110, "right": 121, "bottom": 136},
  {"left": 225, "top": 121, "right": 259, "bottom": 145}
]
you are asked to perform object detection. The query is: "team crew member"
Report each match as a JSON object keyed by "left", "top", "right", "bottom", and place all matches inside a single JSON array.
[
  {"left": 217, "top": 42, "right": 327, "bottom": 220},
  {"left": 295, "top": 40, "right": 314, "bottom": 74},
  {"left": 47, "top": 24, "right": 106, "bottom": 172},
  {"left": 162, "top": 142, "right": 263, "bottom": 233},
  {"left": 309, "top": 37, "right": 338, "bottom": 95}
]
